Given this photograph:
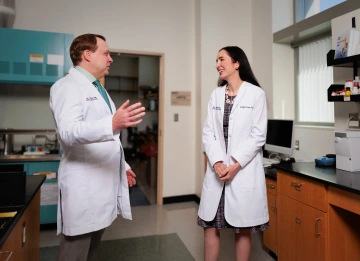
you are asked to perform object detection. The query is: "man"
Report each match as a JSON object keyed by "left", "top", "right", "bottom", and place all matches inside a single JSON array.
[{"left": 50, "top": 34, "right": 145, "bottom": 261}]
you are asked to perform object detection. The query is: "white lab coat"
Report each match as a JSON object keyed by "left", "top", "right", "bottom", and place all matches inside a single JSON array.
[
  {"left": 198, "top": 81, "right": 269, "bottom": 227},
  {"left": 50, "top": 67, "right": 132, "bottom": 236}
]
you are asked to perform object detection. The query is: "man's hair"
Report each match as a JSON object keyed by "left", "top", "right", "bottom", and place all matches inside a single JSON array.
[{"left": 70, "top": 34, "right": 106, "bottom": 66}]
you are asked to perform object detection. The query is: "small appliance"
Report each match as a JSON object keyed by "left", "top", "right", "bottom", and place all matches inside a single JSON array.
[{"left": 334, "top": 131, "right": 360, "bottom": 172}]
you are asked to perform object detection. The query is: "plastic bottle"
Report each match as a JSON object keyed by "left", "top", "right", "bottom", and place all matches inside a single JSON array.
[
  {"left": 345, "top": 80, "right": 353, "bottom": 95},
  {"left": 353, "top": 81, "right": 359, "bottom": 95},
  {"left": 345, "top": 87, "right": 351, "bottom": 97}
]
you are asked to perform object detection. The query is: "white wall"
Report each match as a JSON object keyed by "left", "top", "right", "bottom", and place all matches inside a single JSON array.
[
  {"left": 252, "top": 0, "right": 273, "bottom": 119},
  {"left": 273, "top": 0, "right": 294, "bottom": 33},
  {"left": 9, "top": 0, "right": 196, "bottom": 198}
]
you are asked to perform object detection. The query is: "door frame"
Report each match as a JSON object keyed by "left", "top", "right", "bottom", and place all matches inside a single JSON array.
[{"left": 109, "top": 48, "right": 164, "bottom": 206}]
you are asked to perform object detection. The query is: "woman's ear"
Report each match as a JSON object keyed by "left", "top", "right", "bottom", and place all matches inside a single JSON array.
[{"left": 234, "top": 61, "right": 239, "bottom": 70}]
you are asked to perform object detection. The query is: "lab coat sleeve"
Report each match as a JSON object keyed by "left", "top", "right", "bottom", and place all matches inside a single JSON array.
[
  {"left": 50, "top": 81, "right": 115, "bottom": 146},
  {"left": 203, "top": 94, "right": 224, "bottom": 168},
  {"left": 232, "top": 91, "right": 267, "bottom": 168},
  {"left": 125, "top": 161, "right": 131, "bottom": 171}
]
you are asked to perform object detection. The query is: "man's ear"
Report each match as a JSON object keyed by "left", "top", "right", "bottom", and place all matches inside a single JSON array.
[{"left": 83, "top": 50, "right": 91, "bottom": 62}]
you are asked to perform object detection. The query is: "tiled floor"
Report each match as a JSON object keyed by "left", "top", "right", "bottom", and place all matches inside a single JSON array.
[{"left": 40, "top": 201, "right": 276, "bottom": 261}]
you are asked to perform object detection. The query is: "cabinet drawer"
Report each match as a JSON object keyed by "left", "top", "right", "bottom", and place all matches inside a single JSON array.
[
  {"left": 278, "top": 194, "right": 327, "bottom": 261},
  {"left": 277, "top": 171, "right": 327, "bottom": 212},
  {"left": 265, "top": 177, "right": 277, "bottom": 195}
]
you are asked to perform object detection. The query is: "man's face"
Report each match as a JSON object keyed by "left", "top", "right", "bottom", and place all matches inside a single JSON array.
[{"left": 89, "top": 37, "right": 113, "bottom": 79}]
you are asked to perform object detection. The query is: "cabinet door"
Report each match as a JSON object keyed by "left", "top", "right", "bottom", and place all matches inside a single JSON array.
[
  {"left": 278, "top": 194, "right": 327, "bottom": 261},
  {"left": 263, "top": 192, "right": 277, "bottom": 254}
]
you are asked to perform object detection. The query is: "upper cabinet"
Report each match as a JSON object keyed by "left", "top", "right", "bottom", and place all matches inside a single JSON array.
[
  {"left": 0, "top": 28, "right": 73, "bottom": 85},
  {"left": 327, "top": 50, "right": 360, "bottom": 102}
]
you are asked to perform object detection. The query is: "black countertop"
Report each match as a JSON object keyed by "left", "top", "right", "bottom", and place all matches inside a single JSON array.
[
  {"left": 0, "top": 175, "right": 46, "bottom": 248},
  {"left": 0, "top": 155, "right": 61, "bottom": 162},
  {"left": 272, "top": 162, "right": 360, "bottom": 195}
]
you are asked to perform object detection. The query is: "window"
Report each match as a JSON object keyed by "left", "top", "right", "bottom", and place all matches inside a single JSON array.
[
  {"left": 295, "top": 0, "right": 346, "bottom": 22},
  {"left": 296, "top": 37, "right": 334, "bottom": 125}
]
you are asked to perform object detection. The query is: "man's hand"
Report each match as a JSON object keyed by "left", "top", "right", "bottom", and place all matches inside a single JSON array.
[
  {"left": 213, "top": 161, "right": 227, "bottom": 178},
  {"left": 219, "top": 162, "right": 241, "bottom": 181},
  {"left": 126, "top": 169, "right": 136, "bottom": 187},
  {"left": 112, "top": 100, "right": 146, "bottom": 131}
]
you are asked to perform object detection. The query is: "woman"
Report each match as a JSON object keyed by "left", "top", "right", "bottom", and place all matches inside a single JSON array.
[{"left": 198, "top": 46, "right": 269, "bottom": 261}]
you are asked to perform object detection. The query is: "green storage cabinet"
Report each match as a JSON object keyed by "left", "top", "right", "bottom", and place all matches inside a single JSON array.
[
  {"left": 0, "top": 161, "right": 60, "bottom": 224},
  {"left": 0, "top": 28, "right": 73, "bottom": 85}
]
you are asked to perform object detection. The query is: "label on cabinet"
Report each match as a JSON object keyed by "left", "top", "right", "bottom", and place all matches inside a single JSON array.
[{"left": 29, "top": 54, "right": 44, "bottom": 63}]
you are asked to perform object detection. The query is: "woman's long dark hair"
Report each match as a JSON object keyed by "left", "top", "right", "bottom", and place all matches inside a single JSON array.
[{"left": 217, "top": 46, "right": 261, "bottom": 88}]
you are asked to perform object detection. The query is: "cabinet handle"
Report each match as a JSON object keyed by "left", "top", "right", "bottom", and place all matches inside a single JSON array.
[
  {"left": 271, "top": 206, "right": 276, "bottom": 212},
  {"left": 315, "top": 218, "right": 321, "bottom": 236},
  {"left": 295, "top": 218, "right": 301, "bottom": 225},
  {"left": 0, "top": 250, "right": 13, "bottom": 261},
  {"left": 291, "top": 181, "right": 302, "bottom": 191},
  {"left": 267, "top": 184, "right": 276, "bottom": 189}
]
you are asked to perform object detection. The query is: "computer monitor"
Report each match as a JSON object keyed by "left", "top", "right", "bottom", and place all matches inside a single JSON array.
[{"left": 265, "top": 119, "right": 294, "bottom": 156}]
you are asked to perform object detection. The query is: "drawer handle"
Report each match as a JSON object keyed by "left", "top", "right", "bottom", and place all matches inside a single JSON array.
[
  {"left": 291, "top": 181, "right": 302, "bottom": 191},
  {"left": 0, "top": 250, "right": 13, "bottom": 261},
  {"left": 315, "top": 218, "right": 321, "bottom": 236},
  {"left": 267, "top": 184, "right": 276, "bottom": 189},
  {"left": 271, "top": 206, "right": 276, "bottom": 212},
  {"left": 295, "top": 218, "right": 301, "bottom": 225}
]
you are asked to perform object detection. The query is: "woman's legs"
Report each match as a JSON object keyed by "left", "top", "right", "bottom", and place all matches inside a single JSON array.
[
  {"left": 204, "top": 228, "right": 220, "bottom": 261},
  {"left": 234, "top": 229, "right": 251, "bottom": 261}
]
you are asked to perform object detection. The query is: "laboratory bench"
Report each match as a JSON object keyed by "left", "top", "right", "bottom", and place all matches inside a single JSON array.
[
  {"left": 0, "top": 175, "right": 45, "bottom": 261},
  {"left": 0, "top": 158, "right": 60, "bottom": 226},
  {"left": 263, "top": 162, "right": 360, "bottom": 261}
]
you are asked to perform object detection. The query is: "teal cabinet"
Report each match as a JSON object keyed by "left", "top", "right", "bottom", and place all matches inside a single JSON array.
[
  {"left": 0, "top": 161, "right": 59, "bottom": 224},
  {"left": 0, "top": 28, "right": 73, "bottom": 85}
]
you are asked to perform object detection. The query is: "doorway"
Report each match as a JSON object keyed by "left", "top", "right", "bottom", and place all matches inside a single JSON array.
[{"left": 102, "top": 49, "right": 164, "bottom": 206}]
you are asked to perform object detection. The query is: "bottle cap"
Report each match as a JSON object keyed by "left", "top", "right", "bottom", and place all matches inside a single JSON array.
[{"left": 345, "top": 81, "right": 353, "bottom": 88}]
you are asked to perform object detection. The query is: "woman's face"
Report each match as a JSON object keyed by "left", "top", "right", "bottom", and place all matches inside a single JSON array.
[{"left": 216, "top": 49, "right": 239, "bottom": 80}]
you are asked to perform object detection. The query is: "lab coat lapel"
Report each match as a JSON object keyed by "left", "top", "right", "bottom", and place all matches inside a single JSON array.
[
  {"left": 231, "top": 81, "right": 248, "bottom": 114},
  {"left": 219, "top": 86, "right": 225, "bottom": 117}
]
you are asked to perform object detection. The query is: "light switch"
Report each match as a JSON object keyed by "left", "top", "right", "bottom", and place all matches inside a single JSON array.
[{"left": 174, "top": 114, "right": 179, "bottom": 122}]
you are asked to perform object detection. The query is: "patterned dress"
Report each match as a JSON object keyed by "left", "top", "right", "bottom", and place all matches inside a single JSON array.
[{"left": 198, "top": 94, "right": 270, "bottom": 233}]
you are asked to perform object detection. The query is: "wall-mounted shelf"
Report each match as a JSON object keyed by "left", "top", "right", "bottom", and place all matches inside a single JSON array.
[
  {"left": 106, "top": 75, "right": 138, "bottom": 79},
  {"left": 327, "top": 50, "right": 360, "bottom": 102},
  {"left": 327, "top": 50, "right": 360, "bottom": 77},
  {"left": 327, "top": 84, "right": 360, "bottom": 102}
]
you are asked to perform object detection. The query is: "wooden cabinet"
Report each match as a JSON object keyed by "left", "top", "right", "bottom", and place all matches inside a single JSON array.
[
  {"left": 328, "top": 187, "right": 360, "bottom": 261},
  {"left": 263, "top": 177, "right": 277, "bottom": 255},
  {"left": 277, "top": 171, "right": 328, "bottom": 261},
  {"left": 0, "top": 190, "right": 40, "bottom": 261}
]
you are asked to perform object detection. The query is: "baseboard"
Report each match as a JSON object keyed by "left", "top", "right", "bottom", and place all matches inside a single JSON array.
[
  {"left": 163, "top": 194, "right": 200, "bottom": 204},
  {"left": 268, "top": 250, "right": 277, "bottom": 260}
]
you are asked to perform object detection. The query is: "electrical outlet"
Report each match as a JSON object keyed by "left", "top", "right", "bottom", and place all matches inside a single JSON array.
[
  {"left": 349, "top": 113, "right": 359, "bottom": 120},
  {"left": 295, "top": 140, "right": 299, "bottom": 150}
]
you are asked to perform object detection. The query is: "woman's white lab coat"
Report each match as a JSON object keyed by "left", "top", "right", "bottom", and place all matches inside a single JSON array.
[
  {"left": 198, "top": 81, "right": 269, "bottom": 227},
  {"left": 50, "top": 68, "right": 131, "bottom": 236}
]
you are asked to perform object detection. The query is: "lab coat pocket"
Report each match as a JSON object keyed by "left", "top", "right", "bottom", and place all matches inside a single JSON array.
[{"left": 233, "top": 107, "right": 252, "bottom": 129}]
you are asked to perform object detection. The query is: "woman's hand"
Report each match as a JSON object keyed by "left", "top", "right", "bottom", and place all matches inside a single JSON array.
[
  {"left": 219, "top": 162, "right": 241, "bottom": 181},
  {"left": 213, "top": 161, "right": 228, "bottom": 178}
]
